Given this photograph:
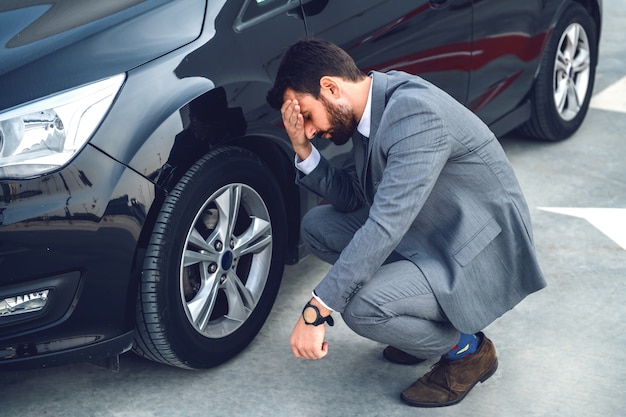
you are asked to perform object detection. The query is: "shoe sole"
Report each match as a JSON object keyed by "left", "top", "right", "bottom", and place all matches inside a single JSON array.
[
  {"left": 383, "top": 348, "right": 426, "bottom": 365},
  {"left": 400, "top": 358, "right": 498, "bottom": 408}
]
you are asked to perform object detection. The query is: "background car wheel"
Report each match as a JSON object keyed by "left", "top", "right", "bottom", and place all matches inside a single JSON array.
[
  {"left": 133, "top": 146, "right": 286, "bottom": 369},
  {"left": 521, "top": 2, "right": 598, "bottom": 141}
]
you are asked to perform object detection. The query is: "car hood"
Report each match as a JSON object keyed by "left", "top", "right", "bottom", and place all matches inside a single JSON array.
[{"left": 0, "top": 0, "right": 206, "bottom": 111}]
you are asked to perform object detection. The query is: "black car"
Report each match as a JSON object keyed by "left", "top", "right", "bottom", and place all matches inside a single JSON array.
[{"left": 0, "top": 0, "right": 601, "bottom": 370}]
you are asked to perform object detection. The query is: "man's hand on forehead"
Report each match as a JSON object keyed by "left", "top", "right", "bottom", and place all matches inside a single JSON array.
[{"left": 281, "top": 99, "right": 312, "bottom": 160}]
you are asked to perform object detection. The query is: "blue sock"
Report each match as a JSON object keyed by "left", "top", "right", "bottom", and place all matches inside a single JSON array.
[{"left": 443, "top": 333, "right": 480, "bottom": 360}]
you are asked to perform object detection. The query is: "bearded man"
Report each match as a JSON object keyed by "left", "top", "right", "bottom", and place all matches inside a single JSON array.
[{"left": 266, "top": 38, "right": 546, "bottom": 407}]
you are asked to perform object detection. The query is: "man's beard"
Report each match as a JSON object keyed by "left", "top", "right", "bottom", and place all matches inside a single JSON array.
[{"left": 319, "top": 95, "right": 358, "bottom": 146}]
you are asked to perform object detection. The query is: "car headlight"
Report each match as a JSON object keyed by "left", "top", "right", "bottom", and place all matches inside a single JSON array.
[{"left": 0, "top": 74, "right": 125, "bottom": 179}]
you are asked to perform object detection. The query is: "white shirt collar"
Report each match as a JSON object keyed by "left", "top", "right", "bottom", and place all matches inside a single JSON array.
[{"left": 357, "top": 76, "right": 373, "bottom": 138}]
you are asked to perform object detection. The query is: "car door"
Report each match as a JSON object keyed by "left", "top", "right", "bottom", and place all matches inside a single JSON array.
[
  {"left": 300, "top": 0, "right": 473, "bottom": 104},
  {"left": 467, "top": 0, "right": 554, "bottom": 126}
]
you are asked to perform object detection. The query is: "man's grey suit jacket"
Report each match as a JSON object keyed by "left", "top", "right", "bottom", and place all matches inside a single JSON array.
[{"left": 298, "top": 70, "right": 546, "bottom": 333}]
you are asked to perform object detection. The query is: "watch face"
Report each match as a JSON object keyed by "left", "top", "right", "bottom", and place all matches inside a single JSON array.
[{"left": 303, "top": 306, "right": 318, "bottom": 324}]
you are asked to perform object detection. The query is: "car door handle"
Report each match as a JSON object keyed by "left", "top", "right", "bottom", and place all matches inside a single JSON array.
[{"left": 429, "top": 0, "right": 451, "bottom": 8}]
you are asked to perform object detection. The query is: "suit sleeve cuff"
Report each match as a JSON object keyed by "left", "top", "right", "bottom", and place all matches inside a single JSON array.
[
  {"left": 295, "top": 145, "right": 320, "bottom": 175},
  {"left": 312, "top": 290, "right": 334, "bottom": 312}
]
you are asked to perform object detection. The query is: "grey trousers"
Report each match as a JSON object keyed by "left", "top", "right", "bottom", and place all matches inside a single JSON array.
[{"left": 302, "top": 204, "right": 460, "bottom": 359}]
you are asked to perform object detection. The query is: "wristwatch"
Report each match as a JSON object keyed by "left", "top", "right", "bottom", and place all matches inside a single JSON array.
[{"left": 302, "top": 302, "right": 334, "bottom": 326}]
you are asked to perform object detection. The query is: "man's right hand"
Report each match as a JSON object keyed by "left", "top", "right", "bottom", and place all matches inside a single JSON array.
[
  {"left": 281, "top": 99, "right": 313, "bottom": 161},
  {"left": 290, "top": 315, "right": 329, "bottom": 360}
]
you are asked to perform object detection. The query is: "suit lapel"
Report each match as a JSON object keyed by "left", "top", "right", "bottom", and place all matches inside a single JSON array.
[
  {"left": 369, "top": 71, "right": 387, "bottom": 142},
  {"left": 359, "top": 72, "right": 387, "bottom": 198},
  {"left": 353, "top": 132, "right": 367, "bottom": 188}
]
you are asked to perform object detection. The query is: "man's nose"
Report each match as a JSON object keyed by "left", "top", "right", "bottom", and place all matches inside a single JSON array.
[{"left": 304, "top": 122, "right": 317, "bottom": 139}]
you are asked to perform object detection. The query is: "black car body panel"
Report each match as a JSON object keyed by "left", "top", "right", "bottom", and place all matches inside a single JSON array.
[
  {"left": 0, "top": 0, "right": 205, "bottom": 111},
  {"left": 0, "top": 0, "right": 602, "bottom": 368}
]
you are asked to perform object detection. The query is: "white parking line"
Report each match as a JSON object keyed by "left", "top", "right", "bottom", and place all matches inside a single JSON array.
[
  {"left": 539, "top": 207, "right": 626, "bottom": 250},
  {"left": 590, "top": 75, "right": 626, "bottom": 114}
]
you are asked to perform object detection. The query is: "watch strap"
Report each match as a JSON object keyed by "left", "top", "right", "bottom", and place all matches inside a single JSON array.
[{"left": 302, "top": 302, "right": 334, "bottom": 326}]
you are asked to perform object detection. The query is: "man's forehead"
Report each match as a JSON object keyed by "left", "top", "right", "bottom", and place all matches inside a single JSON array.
[{"left": 283, "top": 88, "right": 313, "bottom": 102}]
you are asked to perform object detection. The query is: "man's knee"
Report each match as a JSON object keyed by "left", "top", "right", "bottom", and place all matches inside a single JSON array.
[
  {"left": 342, "top": 290, "right": 385, "bottom": 331},
  {"left": 300, "top": 207, "right": 326, "bottom": 249}
]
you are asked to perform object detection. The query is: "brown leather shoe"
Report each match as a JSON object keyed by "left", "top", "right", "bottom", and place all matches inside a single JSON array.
[
  {"left": 383, "top": 346, "right": 426, "bottom": 365},
  {"left": 400, "top": 333, "right": 498, "bottom": 407}
]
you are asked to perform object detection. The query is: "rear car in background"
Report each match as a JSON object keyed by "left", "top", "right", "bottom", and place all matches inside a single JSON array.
[{"left": 0, "top": 0, "right": 601, "bottom": 369}]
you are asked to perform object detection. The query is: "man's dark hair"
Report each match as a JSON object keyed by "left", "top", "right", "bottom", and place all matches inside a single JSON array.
[{"left": 266, "top": 38, "right": 366, "bottom": 110}]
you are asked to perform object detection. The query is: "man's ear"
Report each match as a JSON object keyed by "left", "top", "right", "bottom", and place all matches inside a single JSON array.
[{"left": 320, "top": 76, "right": 341, "bottom": 98}]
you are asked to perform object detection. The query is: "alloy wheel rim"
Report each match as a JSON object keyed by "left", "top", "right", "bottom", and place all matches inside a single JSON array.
[
  {"left": 179, "top": 183, "right": 273, "bottom": 338},
  {"left": 553, "top": 22, "right": 591, "bottom": 121}
]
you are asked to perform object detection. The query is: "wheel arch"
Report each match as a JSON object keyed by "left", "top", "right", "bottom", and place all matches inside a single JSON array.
[
  {"left": 121, "top": 80, "right": 304, "bottom": 319},
  {"left": 552, "top": 0, "right": 602, "bottom": 51},
  {"left": 528, "top": 0, "right": 602, "bottom": 85},
  {"left": 573, "top": 0, "right": 603, "bottom": 70},
  {"left": 129, "top": 131, "right": 302, "bottom": 297},
  {"left": 574, "top": 0, "right": 602, "bottom": 43}
]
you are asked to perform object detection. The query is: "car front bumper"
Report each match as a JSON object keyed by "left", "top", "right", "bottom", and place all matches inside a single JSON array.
[{"left": 0, "top": 144, "right": 158, "bottom": 368}]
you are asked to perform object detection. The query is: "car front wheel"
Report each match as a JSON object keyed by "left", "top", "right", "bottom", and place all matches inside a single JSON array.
[
  {"left": 133, "top": 146, "right": 286, "bottom": 369},
  {"left": 522, "top": 2, "right": 598, "bottom": 141}
]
